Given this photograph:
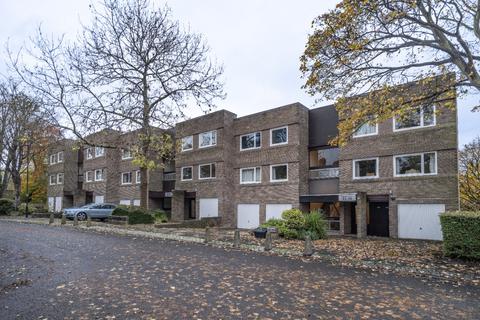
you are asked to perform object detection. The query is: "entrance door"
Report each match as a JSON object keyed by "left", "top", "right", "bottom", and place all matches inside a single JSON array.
[
  {"left": 184, "top": 198, "right": 196, "bottom": 220},
  {"left": 368, "top": 202, "right": 389, "bottom": 237},
  {"left": 85, "top": 192, "right": 93, "bottom": 204},
  {"left": 350, "top": 204, "right": 357, "bottom": 234}
]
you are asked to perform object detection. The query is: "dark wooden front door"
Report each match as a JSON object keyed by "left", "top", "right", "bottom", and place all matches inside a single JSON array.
[
  {"left": 368, "top": 202, "right": 389, "bottom": 237},
  {"left": 350, "top": 204, "right": 357, "bottom": 234}
]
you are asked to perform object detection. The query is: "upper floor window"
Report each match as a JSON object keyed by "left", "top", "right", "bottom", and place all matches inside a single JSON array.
[
  {"left": 353, "top": 121, "right": 378, "bottom": 137},
  {"left": 56, "top": 173, "right": 64, "bottom": 185},
  {"left": 181, "top": 166, "right": 193, "bottom": 181},
  {"left": 86, "top": 148, "right": 94, "bottom": 160},
  {"left": 270, "top": 164, "right": 288, "bottom": 182},
  {"left": 121, "top": 172, "right": 132, "bottom": 185},
  {"left": 85, "top": 171, "right": 93, "bottom": 182},
  {"left": 394, "top": 152, "right": 437, "bottom": 177},
  {"left": 57, "top": 151, "right": 64, "bottom": 163},
  {"left": 353, "top": 158, "right": 378, "bottom": 179},
  {"left": 49, "top": 175, "right": 56, "bottom": 185},
  {"left": 270, "top": 126, "right": 288, "bottom": 146},
  {"left": 309, "top": 148, "right": 339, "bottom": 169},
  {"left": 181, "top": 136, "right": 193, "bottom": 151},
  {"left": 95, "top": 147, "right": 105, "bottom": 157},
  {"left": 95, "top": 169, "right": 105, "bottom": 181},
  {"left": 240, "top": 167, "right": 261, "bottom": 184},
  {"left": 199, "top": 131, "right": 217, "bottom": 148},
  {"left": 121, "top": 149, "right": 132, "bottom": 160},
  {"left": 394, "top": 105, "right": 435, "bottom": 131},
  {"left": 240, "top": 132, "right": 261, "bottom": 150},
  {"left": 199, "top": 163, "right": 216, "bottom": 179},
  {"left": 50, "top": 154, "right": 57, "bottom": 165},
  {"left": 136, "top": 170, "right": 141, "bottom": 184}
]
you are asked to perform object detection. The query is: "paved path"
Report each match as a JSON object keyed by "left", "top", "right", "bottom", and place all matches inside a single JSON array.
[{"left": 0, "top": 221, "right": 478, "bottom": 319}]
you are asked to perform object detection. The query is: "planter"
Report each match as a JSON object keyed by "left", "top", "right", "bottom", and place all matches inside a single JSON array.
[{"left": 253, "top": 227, "right": 268, "bottom": 239}]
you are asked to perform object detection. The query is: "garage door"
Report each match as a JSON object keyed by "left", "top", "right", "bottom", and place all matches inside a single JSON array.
[
  {"left": 266, "top": 204, "right": 292, "bottom": 220},
  {"left": 48, "top": 197, "right": 55, "bottom": 212},
  {"left": 237, "top": 204, "right": 260, "bottom": 229},
  {"left": 55, "top": 197, "right": 63, "bottom": 212},
  {"left": 199, "top": 198, "right": 219, "bottom": 218},
  {"left": 398, "top": 204, "right": 445, "bottom": 240},
  {"left": 94, "top": 195, "right": 105, "bottom": 204},
  {"left": 119, "top": 200, "right": 131, "bottom": 206}
]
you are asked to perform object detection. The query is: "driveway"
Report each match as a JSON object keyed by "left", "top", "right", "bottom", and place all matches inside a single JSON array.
[{"left": 0, "top": 221, "right": 478, "bottom": 319}]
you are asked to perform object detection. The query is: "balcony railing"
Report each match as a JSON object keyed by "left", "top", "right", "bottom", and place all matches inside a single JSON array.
[
  {"left": 163, "top": 172, "right": 176, "bottom": 181},
  {"left": 309, "top": 167, "right": 340, "bottom": 180}
]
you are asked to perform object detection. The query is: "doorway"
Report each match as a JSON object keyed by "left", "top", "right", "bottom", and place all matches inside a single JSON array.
[
  {"left": 184, "top": 198, "right": 196, "bottom": 220},
  {"left": 367, "top": 202, "right": 389, "bottom": 237}
]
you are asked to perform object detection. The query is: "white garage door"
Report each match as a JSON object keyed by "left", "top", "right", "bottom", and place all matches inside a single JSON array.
[
  {"left": 237, "top": 204, "right": 260, "bottom": 229},
  {"left": 48, "top": 197, "right": 55, "bottom": 212},
  {"left": 94, "top": 195, "right": 105, "bottom": 204},
  {"left": 119, "top": 200, "right": 131, "bottom": 206},
  {"left": 55, "top": 196, "right": 63, "bottom": 212},
  {"left": 266, "top": 204, "right": 292, "bottom": 220},
  {"left": 199, "top": 198, "right": 219, "bottom": 218},
  {"left": 398, "top": 204, "right": 445, "bottom": 240}
]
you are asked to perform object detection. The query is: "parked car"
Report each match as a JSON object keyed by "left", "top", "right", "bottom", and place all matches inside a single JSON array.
[{"left": 63, "top": 203, "right": 117, "bottom": 221}]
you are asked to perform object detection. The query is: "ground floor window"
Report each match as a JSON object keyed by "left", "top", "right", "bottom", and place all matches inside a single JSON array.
[{"left": 310, "top": 202, "right": 341, "bottom": 231}]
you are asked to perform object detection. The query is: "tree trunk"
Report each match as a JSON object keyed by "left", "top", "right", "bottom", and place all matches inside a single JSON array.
[{"left": 140, "top": 166, "right": 149, "bottom": 210}]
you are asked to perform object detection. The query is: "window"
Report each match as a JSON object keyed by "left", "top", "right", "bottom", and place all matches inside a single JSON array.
[
  {"left": 394, "top": 105, "right": 436, "bottom": 131},
  {"left": 136, "top": 170, "right": 141, "bottom": 184},
  {"left": 353, "top": 158, "right": 379, "bottom": 179},
  {"left": 95, "top": 147, "right": 105, "bottom": 157},
  {"left": 199, "top": 163, "right": 216, "bottom": 179},
  {"left": 49, "top": 175, "right": 56, "bottom": 185},
  {"left": 240, "top": 132, "right": 261, "bottom": 150},
  {"left": 270, "top": 126, "right": 288, "bottom": 146},
  {"left": 86, "top": 148, "right": 94, "bottom": 160},
  {"left": 121, "top": 172, "right": 132, "bottom": 185},
  {"left": 353, "top": 121, "right": 377, "bottom": 137},
  {"left": 56, "top": 173, "right": 64, "bottom": 185},
  {"left": 309, "top": 148, "right": 339, "bottom": 168},
  {"left": 121, "top": 149, "right": 132, "bottom": 160},
  {"left": 181, "top": 136, "right": 193, "bottom": 151},
  {"left": 85, "top": 171, "right": 93, "bottom": 182},
  {"left": 199, "top": 131, "right": 217, "bottom": 148},
  {"left": 95, "top": 169, "right": 104, "bottom": 181},
  {"left": 181, "top": 166, "right": 193, "bottom": 181},
  {"left": 240, "top": 167, "right": 261, "bottom": 184},
  {"left": 50, "top": 154, "right": 57, "bottom": 165},
  {"left": 394, "top": 152, "right": 437, "bottom": 176},
  {"left": 270, "top": 164, "right": 288, "bottom": 182},
  {"left": 57, "top": 152, "right": 64, "bottom": 163}
]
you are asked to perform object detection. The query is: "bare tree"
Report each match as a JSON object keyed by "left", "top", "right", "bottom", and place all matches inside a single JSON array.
[
  {"left": 459, "top": 137, "right": 480, "bottom": 210},
  {"left": 301, "top": 0, "right": 480, "bottom": 144},
  {"left": 12, "top": 0, "right": 224, "bottom": 208}
]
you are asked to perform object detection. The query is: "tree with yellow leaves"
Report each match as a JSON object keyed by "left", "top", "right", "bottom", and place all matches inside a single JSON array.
[{"left": 459, "top": 137, "right": 480, "bottom": 211}]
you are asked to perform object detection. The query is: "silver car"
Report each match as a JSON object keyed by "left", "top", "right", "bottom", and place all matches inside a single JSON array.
[{"left": 63, "top": 203, "right": 117, "bottom": 221}]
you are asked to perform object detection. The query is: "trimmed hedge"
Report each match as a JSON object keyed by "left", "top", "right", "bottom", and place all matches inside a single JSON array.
[
  {"left": 112, "top": 206, "right": 155, "bottom": 225},
  {"left": 0, "top": 198, "right": 14, "bottom": 215},
  {"left": 440, "top": 211, "right": 480, "bottom": 260}
]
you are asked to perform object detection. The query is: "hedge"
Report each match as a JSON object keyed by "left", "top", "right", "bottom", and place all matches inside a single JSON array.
[
  {"left": 440, "top": 211, "right": 480, "bottom": 260},
  {"left": 0, "top": 198, "right": 14, "bottom": 215},
  {"left": 112, "top": 206, "right": 155, "bottom": 225}
]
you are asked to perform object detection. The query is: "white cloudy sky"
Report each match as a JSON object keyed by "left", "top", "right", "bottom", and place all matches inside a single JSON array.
[{"left": 0, "top": 0, "right": 478, "bottom": 146}]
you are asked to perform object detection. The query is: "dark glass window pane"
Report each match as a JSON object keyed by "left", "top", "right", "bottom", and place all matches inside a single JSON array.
[
  {"left": 271, "top": 128, "right": 287, "bottom": 144},
  {"left": 423, "top": 105, "right": 435, "bottom": 126},
  {"left": 355, "top": 159, "right": 377, "bottom": 177},
  {"left": 395, "top": 108, "right": 421, "bottom": 129},
  {"left": 396, "top": 155, "right": 421, "bottom": 175},
  {"left": 272, "top": 165, "right": 287, "bottom": 180},
  {"left": 424, "top": 153, "right": 436, "bottom": 174},
  {"left": 309, "top": 148, "right": 339, "bottom": 168}
]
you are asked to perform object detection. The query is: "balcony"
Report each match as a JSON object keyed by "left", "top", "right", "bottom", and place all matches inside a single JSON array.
[
  {"left": 163, "top": 172, "right": 176, "bottom": 181},
  {"left": 309, "top": 167, "right": 340, "bottom": 180}
]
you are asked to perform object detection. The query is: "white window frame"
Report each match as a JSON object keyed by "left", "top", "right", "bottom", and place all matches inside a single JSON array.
[
  {"left": 50, "top": 154, "right": 57, "bottom": 165},
  {"left": 94, "top": 169, "right": 104, "bottom": 182},
  {"left": 270, "top": 126, "right": 288, "bottom": 146},
  {"left": 181, "top": 136, "right": 193, "bottom": 152},
  {"left": 393, "top": 152, "right": 437, "bottom": 177},
  {"left": 353, "top": 122, "right": 378, "bottom": 138},
  {"left": 198, "top": 130, "right": 217, "bottom": 149},
  {"left": 240, "top": 132, "right": 262, "bottom": 151},
  {"left": 121, "top": 172, "right": 132, "bottom": 185},
  {"left": 56, "top": 173, "right": 64, "bottom": 185},
  {"left": 240, "top": 167, "right": 262, "bottom": 184},
  {"left": 136, "top": 170, "right": 141, "bottom": 184},
  {"left": 95, "top": 146, "right": 105, "bottom": 157},
  {"left": 352, "top": 157, "right": 379, "bottom": 180},
  {"left": 85, "top": 171, "right": 93, "bottom": 183},
  {"left": 199, "top": 163, "right": 216, "bottom": 180},
  {"left": 49, "top": 175, "right": 56, "bottom": 185},
  {"left": 57, "top": 151, "right": 64, "bottom": 163},
  {"left": 393, "top": 105, "right": 436, "bottom": 132},
  {"left": 121, "top": 149, "right": 132, "bottom": 160},
  {"left": 86, "top": 148, "right": 94, "bottom": 160},
  {"left": 181, "top": 166, "right": 193, "bottom": 181},
  {"left": 270, "top": 164, "right": 288, "bottom": 182}
]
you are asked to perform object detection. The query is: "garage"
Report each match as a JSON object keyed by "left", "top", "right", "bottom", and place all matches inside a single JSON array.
[
  {"left": 398, "top": 204, "right": 445, "bottom": 240},
  {"left": 266, "top": 204, "right": 292, "bottom": 220},
  {"left": 199, "top": 198, "right": 219, "bottom": 218},
  {"left": 237, "top": 204, "right": 260, "bottom": 229}
]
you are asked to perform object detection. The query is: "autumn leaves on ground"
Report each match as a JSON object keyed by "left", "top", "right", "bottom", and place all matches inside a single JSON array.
[{"left": 1, "top": 221, "right": 479, "bottom": 320}]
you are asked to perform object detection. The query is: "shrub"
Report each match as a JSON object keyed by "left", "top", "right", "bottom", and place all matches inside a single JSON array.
[
  {"left": 0, "top": 198, "right": 14, "bottom": 215},
  {"left": 440, "top": 211, "right": 480, "bottom": 260},
  {"left": 18, "top": 203, "right": 48, "bottom": 214},
  {"left": 153, "top": 209, "right": 168, "bottom": 223},
  {"left": 112, "top": 206, "right": 154, "bottom": 224},
  {"left": 261, "top": 209, "right": 328, "bottom": 240},
  {"left": 304, "top": 211, "right": 328, "bottom": 240},
  {"left": 261, "top": 218, "right": 284, "bottom": 228},
  {"left": 282, "top": 209, "right": 305, "bottom": 230},
  {"left": 112, "top": 206, "right": 129, "bottom": 216}
]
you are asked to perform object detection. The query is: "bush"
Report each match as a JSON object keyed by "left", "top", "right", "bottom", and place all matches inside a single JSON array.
[
  {"left": 112, "top": 206, "right": 130, "bottom": 216},
  {"left": 260, "top": 209, "right": 327, "bottom": 240},
  {"left": 112, "top": 206, "right": 154, "bottom": 224},
  {"left": 153, "top": 210, "right": 168, "bottom": 223},
  {"left": 282, "top": 209, "right": 305, "bottom": 230},
  {"left": 304, "top": 211, "right": 328, "bottom": 240},
  {"left": 18, "top": 203, "right": 48, "bottom": 214},
  {"left": 440, "top": 211, "right": 480, "bottom": 260},
  {"left": 0, "top": 198, "right": 14, "bottom": 215}
]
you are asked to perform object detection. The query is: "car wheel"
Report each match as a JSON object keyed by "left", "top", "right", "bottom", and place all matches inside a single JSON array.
[{"left": 77, "top": 212, "right": 87, "bottom": 221}]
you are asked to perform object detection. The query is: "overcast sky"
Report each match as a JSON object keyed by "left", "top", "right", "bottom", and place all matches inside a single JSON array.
[{"left": 0, "top": 0, "right": 478, "bottom": 146}]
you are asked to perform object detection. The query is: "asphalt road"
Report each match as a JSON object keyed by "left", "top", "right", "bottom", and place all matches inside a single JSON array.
[{"left": 0, "top": 221, "right": 479, "bottom": 319}]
